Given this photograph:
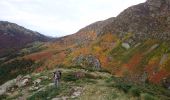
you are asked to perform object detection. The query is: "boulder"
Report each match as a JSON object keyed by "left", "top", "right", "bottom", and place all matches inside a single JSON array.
[
  {"left": 16, "top": 75, "right": 31, "bottom": 88},
  {"left": 73, "top": 55, "right": 101, "bottom": 70},
  {"left": 16, "top": 78, "right": 30, "bottom": 88},
  {"left": 0, "top": 79, "right": 16, "bottom": 95},
  {"left": 122, "top": 43, "right": 130, "bottom": 50}
]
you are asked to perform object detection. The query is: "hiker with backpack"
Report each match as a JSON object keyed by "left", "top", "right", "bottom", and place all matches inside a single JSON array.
[{"left": 53, "top": 70, "right": 62, "bottom": 87}]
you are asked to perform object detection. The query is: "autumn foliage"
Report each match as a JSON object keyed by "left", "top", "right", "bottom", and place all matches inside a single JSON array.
[
  {"left": 25, "top": 51, "right": 53, "bottom": 61},
  {"left": 123, "top": 53, "right": 143, "bottom": 71}
]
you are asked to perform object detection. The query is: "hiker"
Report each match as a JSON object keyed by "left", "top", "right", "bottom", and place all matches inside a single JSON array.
[{"left": 53, "top": 70, "right": 62, "bottom": 87}]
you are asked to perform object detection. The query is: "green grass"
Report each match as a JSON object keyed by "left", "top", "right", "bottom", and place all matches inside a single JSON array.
[
  {"left": 0, "top": 59, "right": 34, "bottom": 85},
  {"left": 141, "top": 93, "right": 159, "bottom": 100},
  {"left": 108, "top": 76, "right": 170, "bottom": 99},
  {"left": 0, "top": 94, "right": 7, "bottom": 100},
  {"left": 62, "top": 72, "right": 78, "bottom": 82},
  {"left": 27, "top": 86, "right": 61, "bottom": 100},
  {"left": 129, "top": 87, "right": 141, "bottom": 97}
]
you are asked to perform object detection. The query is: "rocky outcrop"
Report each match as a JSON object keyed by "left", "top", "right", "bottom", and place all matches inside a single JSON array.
[
  {"left": 0, "top": 75, "right": 32, "bottom": 96},
  {"left": 73, "top": 55, "right": 101, "bottom": 70},
  {"left": 16, "top": 75, "right": 32, "bottom": 88},
  {"left": 98, "top": 0, "right": 170, "bottom": 45},
  {"left": 147, "top": 0, "right": 170, "bottom": 11},
  {"left": 0, "top": 79, "right": 16, "bottom": 96}
]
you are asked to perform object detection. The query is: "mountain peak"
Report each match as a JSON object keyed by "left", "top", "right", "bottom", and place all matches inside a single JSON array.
[{"left": 0, "top": 21, "right": 51, "bottom": 57}]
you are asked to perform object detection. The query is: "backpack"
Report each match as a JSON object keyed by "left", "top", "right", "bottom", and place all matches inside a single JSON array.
[{"left": 54, "top": 70, "right": 62, "bottom": 80}]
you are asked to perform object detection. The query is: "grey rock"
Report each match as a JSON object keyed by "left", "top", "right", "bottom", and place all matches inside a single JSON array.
[
  {"left": 159, "top": 54, "right": 168, "bottom": 65},
  {"left": 122, "top": 43, "right": 130, "bottom": 50},
  {"left": 147, "top": 0, "right": 162, "bottom": 11},
  {"left": 73, "top": 55, "right": 101, "bottom": 70},
  {"left": 16, "top": 75, "right": 32, "bottom": 88},
  {"left": 70, "top": 87, "right": 83, "bottom": 99},
  {"left": 0, "top": 79, "right": 16, "bottom": 95},
  {"left": 144, "top": 44, "right": 159, "bottom": 55},
  {"left": 33, "top": 78, "right": 42, "bottom": 86},
  {"left": 29, "top": 86, "right": 40, "bottom": 91}
]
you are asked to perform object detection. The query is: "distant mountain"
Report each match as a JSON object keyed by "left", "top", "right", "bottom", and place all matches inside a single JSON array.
[{"left": 0, "top": 21, "right": 51, "bottom": 57}]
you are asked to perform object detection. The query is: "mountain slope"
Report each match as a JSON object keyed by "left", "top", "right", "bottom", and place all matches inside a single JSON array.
[
  {"left": 42, "top": 0, "right": 170, "bottom": 85},
  {"left": 1, "top": 0, "right": 170, "bottom": 96},
  {"left": 100, "top": 0, "right": 170, "bottom": 44},
  {"left": 0, "top": 21, "right": 51, "bottom": 57},
  {"left": 1, "top": 0, "right": 170, "bottom": 99},
  {"left": 53, "top": 17, "right": 115, "bottom": 47}
]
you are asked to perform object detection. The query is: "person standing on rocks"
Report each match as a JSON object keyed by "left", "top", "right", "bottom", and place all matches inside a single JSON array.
[{"left": 53, "top": 70, "right": 62, "bottom": 87}]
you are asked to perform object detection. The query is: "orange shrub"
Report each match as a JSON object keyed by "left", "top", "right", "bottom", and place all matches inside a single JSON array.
[
  {"left": 25, "top": 51, "right": 53, "bottom": 61},
  {"left": 123, "top": 53, "right": 143, "bottom": 71},
  {"left": 150, "top": 69, "right": 169, "bottom": 84}
]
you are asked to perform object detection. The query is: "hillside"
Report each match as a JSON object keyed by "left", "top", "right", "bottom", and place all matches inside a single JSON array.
[
  {"left": 1, "top": 67, "right": 168, "bottom": 100},
  {"left": 8, "top": 0, "right": 170, "bottom": 86},
  {"left": 0, "top": 21, "right": 51, "bottom": 57},
  {"left": 0, "top": 0, "right": 170, "bottom": 99},
  {"left": 33, "top": 0, "right": 170, "bottom": 85}
]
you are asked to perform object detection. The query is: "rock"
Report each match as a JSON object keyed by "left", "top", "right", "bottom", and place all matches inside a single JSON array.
[
  {"left": 29, "top": 86, "right": 40, "bottom": 91},
  {"left": 159, "top": 54, "right": 168, "bottom": 65},
  {"left": 17, "top": 78, "right": 30, "bottom": 88},
  {"left": 73, "top": 55, "right": 101, "bottom": 70},
  {"left": 33, "top": 79, "right": 42, "bottom": 86},
  {"left": 122, "top": 43, "right": 130, "bottom": 50},
  {"left": 74, "top": 71, "right": 85, "bottom": 79},
  {"left": 147, "top": 0, "right": 162, "bottom": 11},
  {"left": 16, "top": 75, "right": 23, "bottom": 81},
  {"left": 147, "top": 0, "right": 170, "bottom": 11},
  {"left": 16, "top": 75, "right": 31, "bottom": 88},
  {"left": 144, "top": 44, "right": 159, "bottom": 55},
  {"left": 24, "top": 75, "right": 31, "bottom": 79},
  {"left": 70, "top": 87, "right": 83, "bottom": 99},
  {"left": 0, "top": 79, "right": 16, "bottom": 95}
]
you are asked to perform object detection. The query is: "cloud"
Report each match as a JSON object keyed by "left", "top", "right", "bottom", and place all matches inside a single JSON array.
[{"left": 0, "top": 0, "right": 146, "bottom": 37}]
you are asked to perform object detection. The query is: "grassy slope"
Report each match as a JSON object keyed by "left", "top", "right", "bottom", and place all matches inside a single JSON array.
[
  {"left": 1, "top": 33, "right": 170, "bottom": 99},
  {"left": 2, "top": 67, "right": 167, "bottom": 100},
  {"left": 13, "top": 33, "right": 170, "bottom": 85}
]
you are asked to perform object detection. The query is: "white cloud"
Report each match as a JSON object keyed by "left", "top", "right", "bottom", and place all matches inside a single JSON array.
[{"left": 0, "top": 0, "right": 146, "bottom": 37}]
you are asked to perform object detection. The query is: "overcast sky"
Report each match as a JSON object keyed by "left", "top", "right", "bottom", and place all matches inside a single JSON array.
[{"left": 0, "top": 0, "right": 146, "bottom": 37}]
